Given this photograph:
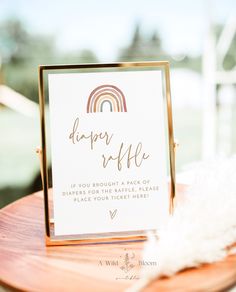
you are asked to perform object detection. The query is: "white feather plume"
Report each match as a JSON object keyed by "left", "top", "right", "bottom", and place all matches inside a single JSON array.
[{"left": 127, "top": 157, "right": 236, "bottom": 292}]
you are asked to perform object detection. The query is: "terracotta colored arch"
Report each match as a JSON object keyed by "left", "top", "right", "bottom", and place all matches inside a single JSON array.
[{"left": 87, "top": 85, "right": 127, "bottom": 113}]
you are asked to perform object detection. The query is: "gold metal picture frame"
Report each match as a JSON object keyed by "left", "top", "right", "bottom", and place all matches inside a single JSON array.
[{"left": 37, "top": 61, "right": 176, "bottom": 246}]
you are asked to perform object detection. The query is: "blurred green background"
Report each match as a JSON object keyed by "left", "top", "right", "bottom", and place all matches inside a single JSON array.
[{"left": 0, "top": 0, "right": 236, "bottom": 208}]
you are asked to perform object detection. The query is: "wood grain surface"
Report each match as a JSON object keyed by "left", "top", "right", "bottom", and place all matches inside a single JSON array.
[{"left": 0, "top": 186, "right": 236, "bottom": 292}]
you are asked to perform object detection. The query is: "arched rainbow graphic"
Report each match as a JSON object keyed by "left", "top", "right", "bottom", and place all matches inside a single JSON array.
[{"left": 87, "top": 85, "right": 127, "bottom": 113}]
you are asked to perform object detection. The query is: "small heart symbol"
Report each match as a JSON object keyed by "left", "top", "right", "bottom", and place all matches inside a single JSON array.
[{"left": 109, "top": 209, "right": 117, "bottom": 219}]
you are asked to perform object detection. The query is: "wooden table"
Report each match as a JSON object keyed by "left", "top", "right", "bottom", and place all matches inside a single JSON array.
[{"left": 1, "top": 187, "right": 236, "bottom": 292}]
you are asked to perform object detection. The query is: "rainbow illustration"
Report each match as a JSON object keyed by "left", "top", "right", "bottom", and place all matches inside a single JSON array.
[{"left": 87, "top": 85, "right": 127, "bottom": 113}]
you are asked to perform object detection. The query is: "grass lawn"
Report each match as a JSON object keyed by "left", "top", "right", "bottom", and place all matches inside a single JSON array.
[
  {"left": 0, "top": 108, "right": 41, "bottom": 207},
  {"left": 0, "top": 108, "right": 40, "bottom": 187}
]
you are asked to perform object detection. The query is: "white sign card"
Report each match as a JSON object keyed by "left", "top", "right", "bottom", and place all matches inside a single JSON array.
[{"left": 39, "top": 62, "right": 175, "bottom": 243}]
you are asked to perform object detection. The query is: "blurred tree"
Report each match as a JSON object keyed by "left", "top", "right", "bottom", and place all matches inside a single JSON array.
[
  {"left": 0, "top": 18, "right": 99, "bottom": 102},
  {"left": 0, "top": 19, "right": 29, "bottom": 64},
  {"left": 78, "top": 49, "right": 98, "bottom": 63},
  {"left": 0, "top": 19, "right": 57, "bottom": 101},
  {"left": 118, "top": 23, "right": 165, "bottom": 61},
  {"left": 60, "top": 49, "right": 98, "bottom": 64},
  {"left": 118, "top": 23, "right": 201, "bottom": 71},
  {"left": 131, "top": 23, "right": 142, "bottom": 48}
]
